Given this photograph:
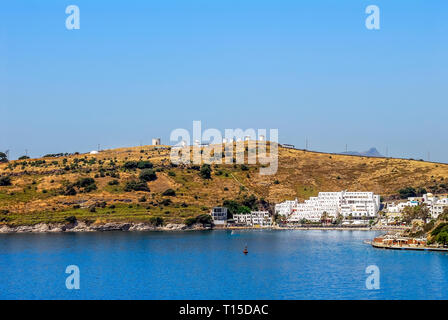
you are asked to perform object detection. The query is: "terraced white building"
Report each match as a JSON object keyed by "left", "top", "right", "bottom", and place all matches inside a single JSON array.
[
  {"left": 234, "top": 211, "right": 273, "bottom": 227},
  {"left": 275, "top": 191, "right": 381, "bottom": 223}
]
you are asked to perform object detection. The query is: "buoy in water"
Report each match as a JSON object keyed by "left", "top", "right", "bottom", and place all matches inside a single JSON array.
[{"left": 243, "top": 246, "right": 248, "bottom": 255}]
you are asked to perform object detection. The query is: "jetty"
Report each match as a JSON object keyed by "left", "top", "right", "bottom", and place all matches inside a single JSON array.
[{"left": 370, "top": 235, "right": 448, "bottom": 252}]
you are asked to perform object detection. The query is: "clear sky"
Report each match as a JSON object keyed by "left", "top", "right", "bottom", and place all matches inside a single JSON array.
[{"left": 1, "top": 1, "right": 447, "bottom": 162}]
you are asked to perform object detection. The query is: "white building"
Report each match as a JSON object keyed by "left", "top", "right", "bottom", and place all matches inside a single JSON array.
[
  {"left": 382, "top": 192, "right": 448, "bottom": 222},
  {"left": 398, "top": 193, "right": 448, "bottom": 219},
  {"left": 277, "top": 191, "right": 380, "bottom": 223},
  {"left": 152, "top": 138, "right": 161, "bottom": 146},
  {"left": 385, "top": 200, "right": 419, "bottom": 214},
  {"left": 429, "top": 198, "right": 448, "bottom": 219},
  {"left": 384, "top": 201, "right": 419, "bottom": 224},
  {"left": 275, "top": 199, "right": 299, "bottom": 216},
  {"left": 234, "top": 211, "right": 272, "bottom": 227},
  {"left": 211, "top": 207, "right": 228, "bottom": 225}
]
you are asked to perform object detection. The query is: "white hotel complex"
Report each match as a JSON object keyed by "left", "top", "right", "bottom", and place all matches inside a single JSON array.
[
  {"left": 275, "top": 191, "right": 381, "bottom": 223},
  {"left": 233, "top": 211, "right": 273, "bottom": 227}
]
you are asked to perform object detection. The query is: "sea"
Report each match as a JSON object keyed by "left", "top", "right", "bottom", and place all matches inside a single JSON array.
[{"left": 1, "top": 230, "right": 447, "bottom": 299}]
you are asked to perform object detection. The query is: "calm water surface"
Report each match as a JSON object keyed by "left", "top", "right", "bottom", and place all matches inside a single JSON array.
[{"left": 1, "top": 230, "right": 447, "bottom": 299}]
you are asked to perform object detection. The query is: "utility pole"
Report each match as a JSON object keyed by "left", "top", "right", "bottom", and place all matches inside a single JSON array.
[
  {"left": 345, "top": 144, "right": 348, "bottom": 153},
  {"left": 386, "top": 146, "right": 388, "bottom": 158},
  {"left": 305, "top": 138, "right": 308, "bottom": 150},
  {"left": 98, "top": 144, "right": 100, "bottom": 152}
]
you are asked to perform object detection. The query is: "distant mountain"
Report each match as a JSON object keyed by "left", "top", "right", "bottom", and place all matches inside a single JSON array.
[{"left": 340, "top": 147, "right": 384, "bottom": 158}]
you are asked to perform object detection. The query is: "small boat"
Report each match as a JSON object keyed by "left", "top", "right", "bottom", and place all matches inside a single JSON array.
[{"left": 243, "top": 246, "right": 248, "bottom": 255}]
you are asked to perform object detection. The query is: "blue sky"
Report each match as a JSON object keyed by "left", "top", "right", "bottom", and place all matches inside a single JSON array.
[{"left": 1, "top": 0, "right": 447, "bottom": 161}]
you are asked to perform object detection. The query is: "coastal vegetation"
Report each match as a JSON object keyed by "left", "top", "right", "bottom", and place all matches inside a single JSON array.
[
  {"left": 426, "top": 208, "right": 448, "bottom": 245},
  {"left": 185, "top": 214, "right": 213, "bottom": 226}
]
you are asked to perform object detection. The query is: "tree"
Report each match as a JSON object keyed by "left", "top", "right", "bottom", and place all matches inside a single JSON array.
[
  {"left": 398, "top": 187, "right": 417, "bottom": 199},
  {"left": 74, "top": 177, "right": 97, "bottom": 193},
  {"left": 160, "top": 198, "right": 172, "bottom": 206},
  {"left": 439, "top": 207, "right": 448, "bottom": 221},
  {"left": 335, "top": 213, "right": 343, "bottom": 225},
  {"left": 124, "top": 180, "right": 150, "bottom": 192},
  {"left": 199, "top": 164, "right": 211, "bottom": 179},
  {"left": 436, "top": 231, "right": 448, "bottom": 246},
  {"left": 417, "top": 187, "right": 427, "bottom": 196},
  {"left": 196, "top": 214, "right": 213, "bottom": 225},
  {"left": 76, "top": 177, "right": 95, "bottom": 188},
  {"left": 139, "top": 169, "right": 157, "bottom": 182},
  {"left": 0, "top": 176, "right": 11, "bottom": 186},
  {"left": 402, "top": 206, "right": 414, "bottom": 224},
  {"left": 63, "top": 186, "right": 77, "bottom": 196},
  {"left": 0, "top": 152, "right": 7, "bottom": 163},
  {"left": 237, "top": 206, "right": 251, "bottom": 214},
  {"left": 123, "top": 161, "right": 138, "bottom": 170},
  {"left": 222, "top": 200, "right": 239, "bottom": 219},
  {"left": 402, "top": 205, "right": 430, "bottom": 224},
  {"left": 65, "top": 216, "right": 77, "bottom": 224},
  {"left": 185, "top": 214, "right": 213, "bottom": 226},
  {"left": 162, "top": 188, "right": 176, "bottom": 196},
  {"left": 137, "top": 161, "right": 153, "bottom": 169},
  {"left": 321, "top": 211, "right": 329, "bottom": 225},
  {"left": 149, "top": 217, "right": 164, "bottom": 226},
  {"left": 108, "top": 179, "right": 119, "bottom": 186},
  {"left": 241, "top": 194, "right": 258, "bottom": 210},
  {"left": 417, "top": 204, "right": 430, "bottom": 222}
]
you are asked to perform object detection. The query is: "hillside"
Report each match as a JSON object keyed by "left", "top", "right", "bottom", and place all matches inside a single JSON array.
[{"left": 1, "top": 143, "right": 448, "bottom": 226}]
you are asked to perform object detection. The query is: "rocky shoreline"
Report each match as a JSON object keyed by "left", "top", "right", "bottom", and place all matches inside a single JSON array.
[
  {"left": 0, "top": 222, "right": 404, "bottom": 234},
  {"left": 0, "top": 221, "right": 212, "bottom": 233}
]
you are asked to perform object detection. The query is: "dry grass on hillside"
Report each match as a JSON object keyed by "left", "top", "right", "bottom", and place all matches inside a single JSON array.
[{"left": 0, "top": 143, "right": 447, "bottom": 225}]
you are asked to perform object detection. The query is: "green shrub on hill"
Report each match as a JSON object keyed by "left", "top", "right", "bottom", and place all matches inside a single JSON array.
[
  {"left": 149, "top": 216, "right": 164, "bottom": 226},
  {"left": 124, "top": 180, "right": 150, "bottom": 192},
  {"left": 123, "top": 160, "right": 153, "bottom": 170},
  {"left": 0, "top": 176, "right": 12, "bottom": 186},
  {"left": 199, "top": 164, "right": 211, "bottom": 179},
  {"left": 108, "top": 179, "right": 119, "bottom": 186},
  {"left": 185, "top": 214, "right": 212, "bottom": 226},
  {"left": 74, "top": 177, "right": 97, "bottom": 193},
  {"left": 137, "top": 161, "right": 153, "bottom": 169},
  {"left": 0, "top": 152, "right": 8, "bottom": 163},
  {"left": 162, "top": 188, "right": 176, "bottom": 196},
  {"left": 139, "top": 169, "right": 157, "bottom": 182}
]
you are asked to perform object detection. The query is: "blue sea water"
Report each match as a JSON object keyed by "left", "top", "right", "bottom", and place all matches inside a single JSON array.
[{"left": 0, "top": 230, "right": 447, "bottom": 300}]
